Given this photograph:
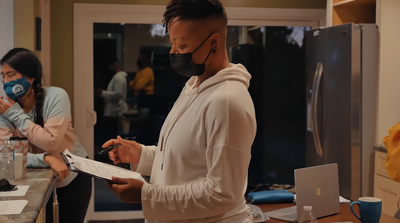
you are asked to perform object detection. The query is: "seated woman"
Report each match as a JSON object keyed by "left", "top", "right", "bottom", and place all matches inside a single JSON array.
[{"left": 0, "top": 48, "right": 91, "bottom": 223}]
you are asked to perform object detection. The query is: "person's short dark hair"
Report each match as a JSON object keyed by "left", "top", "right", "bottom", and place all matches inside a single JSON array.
[
  {"left": 108, "top": 56, "right": 119, "bottom": 65},
  {"left": 137, "top": 54, "right": 150, "bottom": 69},
  {"left": 163, "top": 0, "right": 227, "bottom": 34}
]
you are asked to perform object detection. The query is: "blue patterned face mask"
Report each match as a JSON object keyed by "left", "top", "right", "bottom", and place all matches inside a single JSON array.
[{"left": 3, "top": 77, "right": 32, "bottom": 100}]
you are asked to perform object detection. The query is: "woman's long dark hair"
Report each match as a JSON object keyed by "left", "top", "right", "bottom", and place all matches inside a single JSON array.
[{"left": 1, "top": 48, "right": 45, "bottom": 126}]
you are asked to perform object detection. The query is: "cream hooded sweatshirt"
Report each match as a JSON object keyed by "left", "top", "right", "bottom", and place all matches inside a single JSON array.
[{"left": 136, "top": 63, "right": 257, "bottom": 222}]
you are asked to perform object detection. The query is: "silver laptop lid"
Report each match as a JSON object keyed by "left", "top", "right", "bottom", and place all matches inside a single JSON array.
[{"left": 295, "top": 163, "right": 340, "bottom": 220}]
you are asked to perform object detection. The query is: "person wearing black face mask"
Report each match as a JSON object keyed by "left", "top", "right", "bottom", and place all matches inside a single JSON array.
[
  {"left": 169, "top": 32, "right": 215, "bottom": 77},
  {"left": 103, "top": 1, "right": 257, "bottom": 222}
]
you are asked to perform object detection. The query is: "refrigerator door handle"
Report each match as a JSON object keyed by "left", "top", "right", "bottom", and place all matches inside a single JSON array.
[{"left": 311, "top": 62, "right": 324, "bottom": 157}]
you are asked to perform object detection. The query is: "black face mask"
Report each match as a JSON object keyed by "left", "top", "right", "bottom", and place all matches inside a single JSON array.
[{"left": 169, "top": 33, "right": 214, "bottom": 77}]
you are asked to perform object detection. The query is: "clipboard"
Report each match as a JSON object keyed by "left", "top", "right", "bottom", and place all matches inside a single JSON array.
[{"left": 60, "top": 149, "right": 146, "bottom": 183}]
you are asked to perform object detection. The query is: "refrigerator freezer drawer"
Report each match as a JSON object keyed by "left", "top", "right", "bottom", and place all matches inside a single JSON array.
[
  {"left": 375, "top": 150, "right": 391, "bottom": 179},
  {"left": 374, "top": 174, "right": 400, "bottom": 216}
]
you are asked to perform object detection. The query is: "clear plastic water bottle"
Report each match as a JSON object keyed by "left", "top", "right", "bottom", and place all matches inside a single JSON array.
[
  {"left": 298, "top": 206, "right": 318, "bottom": 223},
  {"left": 0, "top": 137, "right": 15, "bottom": 181}
]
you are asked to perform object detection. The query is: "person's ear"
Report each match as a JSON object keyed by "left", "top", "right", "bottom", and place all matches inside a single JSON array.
[
  {"left": 26, "top": 77, "right": 35, "bottom": 84},
  {"left": 210, "top": 33, "right": 220, "bottom": 52}
]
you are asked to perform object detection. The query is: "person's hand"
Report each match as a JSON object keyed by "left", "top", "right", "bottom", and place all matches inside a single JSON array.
[
  {"left": 95, "top": 88, "right": 102, "bottom": 97},
  {"left": 106, "top": 177, "right": 144, "bottom": 203},
  {"left": 0, "top": 96, "right": 15, "bottom": 115},
  {"left": 102, "top": 135, "right": 142, "bottom": 165},
  {"left": 44, "top": 155, "right": 70, "bottom": 182}
]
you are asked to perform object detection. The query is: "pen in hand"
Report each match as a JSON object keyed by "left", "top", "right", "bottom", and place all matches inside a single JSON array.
[{"left": 98, "top": 136, "right": 136, "bottom": 155}]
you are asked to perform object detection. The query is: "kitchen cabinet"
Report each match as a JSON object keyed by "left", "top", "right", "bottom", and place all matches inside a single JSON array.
[
  {"left": 374, "top": 150, "right": 400, "bottom": 216},
  {"left": 327, "top": 0, "right": 376, "bottom": 26}
]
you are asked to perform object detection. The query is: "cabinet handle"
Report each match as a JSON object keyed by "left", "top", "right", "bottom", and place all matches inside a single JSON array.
[{"left": 311, "top": 62, "right": 324, "bottom": 157}]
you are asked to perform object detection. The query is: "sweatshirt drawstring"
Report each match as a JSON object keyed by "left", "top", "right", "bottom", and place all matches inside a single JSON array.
[{"left": 160, "top": 90, "right": 199, "bottom": 170}]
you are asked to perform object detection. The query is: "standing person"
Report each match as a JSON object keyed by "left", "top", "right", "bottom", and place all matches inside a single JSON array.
[
  {"left": 103, "top": 0, "right": 257, "bottom": 222},
  {"left": 97, "top": 57, "right": 129, "bottom": 137},
  {"left": 0, "top": 48, "right": 92, "bottom": 223},
  {"left": 384, "top": 122, "right": 400, "bottom": 182},
  {"left": 383, "top": 122, "right": 400, "bottom": 219},
  {"left": 129, "top": 53, "right": 155, "bottom": 109}
]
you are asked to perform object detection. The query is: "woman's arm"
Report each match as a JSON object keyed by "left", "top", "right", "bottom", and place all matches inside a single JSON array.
[
  {"left": 2, "top": 87, "right": 72, "bottom": 154},
  {"left": 0, "top": 116, "right": 17, "bottom": 138},
  {"left": 44, "top": 154, "right": 70, "bottom": 181},
  {"left": 130, "top": 69, "right": 154, "bottom": 92}
]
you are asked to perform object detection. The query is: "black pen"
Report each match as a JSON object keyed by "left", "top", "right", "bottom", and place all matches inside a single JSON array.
[{"left": 98, "top": 136, "right": 136, "bottom": 155}]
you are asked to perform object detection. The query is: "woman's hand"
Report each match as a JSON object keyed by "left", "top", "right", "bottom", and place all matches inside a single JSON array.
[
  {"left": 0, "top": 96, "right": 15, "bottom": 115},
  {"left": 102, "top": 135, "right": 142, "bottom": 165},
  {"left": 44, "top": 155, "right": 70, "bottom": 182},
  {"left": 106, "top": 177, "right": 144, "bottom": 203}
]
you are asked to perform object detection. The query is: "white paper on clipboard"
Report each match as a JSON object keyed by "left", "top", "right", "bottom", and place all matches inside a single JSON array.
[{"left": 60, "top": 149, "right": 146, "bottom": 183}]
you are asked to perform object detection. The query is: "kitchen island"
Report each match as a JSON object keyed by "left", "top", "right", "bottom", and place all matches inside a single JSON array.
[{"left": 0, "top": 168, "right": 57, "bottom": 223}]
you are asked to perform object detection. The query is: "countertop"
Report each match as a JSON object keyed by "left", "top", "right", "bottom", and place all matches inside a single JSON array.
[{"left": 0, "top": 168, "right": 56, "bottom": 223}]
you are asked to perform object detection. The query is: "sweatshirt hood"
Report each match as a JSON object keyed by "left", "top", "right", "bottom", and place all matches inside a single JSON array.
[{"left": 184, "top": 63, "right": 251, "bottom": 94}]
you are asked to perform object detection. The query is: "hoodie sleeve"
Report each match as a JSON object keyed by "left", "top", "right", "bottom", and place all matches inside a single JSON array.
[
  {"left": 136, "top": 145, "right": 157, "bottom": 176},
  {"left": 26, "top": 152, "right": 49, "bottom": 168},
  {"left": 0, "top": 115, "right": 17, "bottom": 137}
]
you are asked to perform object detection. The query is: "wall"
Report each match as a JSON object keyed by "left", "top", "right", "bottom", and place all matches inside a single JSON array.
[
  {"left": 0, "top": 0, "right": 14, "bottom": 57},
  {"left": 376, "top": 0, "right": 400, "bottom": 144},
  {"left": 12, "top": 0, "right": 51, "bottom": 86},
  {"left": 14, "top": 0, "right": 35, "bottom": 50},
  {"left": 0, "top": 0, "right": 14, "bottom": 97},
  {"left": 34, "top": 0, "right": 51, "bottom": 86}
]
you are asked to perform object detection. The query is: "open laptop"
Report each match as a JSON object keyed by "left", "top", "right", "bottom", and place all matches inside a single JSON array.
[{"left": 264, "top": 163, "right": 340, "bottom": 222}]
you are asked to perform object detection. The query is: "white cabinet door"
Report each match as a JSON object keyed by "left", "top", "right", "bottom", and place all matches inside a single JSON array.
[
  {"left": 374, "top": 151, "right": 400, "bottom": 216},
  {"left": 374, "top": 174, "right": 400, "bottom": 216}
]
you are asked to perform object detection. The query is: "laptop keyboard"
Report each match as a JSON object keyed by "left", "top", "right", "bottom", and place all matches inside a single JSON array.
[
  {"left": 279, "top": 207, "right": 296, "bottom": 214},
  {"left": 281, "top": 212, "right": 298, "bottom": 219}
]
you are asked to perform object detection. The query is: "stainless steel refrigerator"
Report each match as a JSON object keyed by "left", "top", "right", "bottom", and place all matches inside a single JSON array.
[{"left": 305, "top": 23, "right": 378, "bottom": 201}]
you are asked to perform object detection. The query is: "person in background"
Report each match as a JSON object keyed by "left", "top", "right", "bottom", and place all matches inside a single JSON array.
[
  {"left": 383, "top": 122, "right": 400, "bottom": 182},
  {"left": 102, "top": 0, "right": 257, "bottom": 222},
  {"left": 129, "top": 53, "right": 155, "bottom": 109},
  {"left": 383, "top": 122, "right": 400, "bottom": 219},
  {"left": 0, "top": 48, "right": 91, "bottom": 223},
  {"left": 97, "top": 57, "right": 129, "bottom": 137}
]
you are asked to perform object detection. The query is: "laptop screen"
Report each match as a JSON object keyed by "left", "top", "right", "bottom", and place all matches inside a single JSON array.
[
  {"left": 295, "top": 163, "right": 340, "bottom": 219},
  {"left": 265, "top": 163, "right": 340, "bottom": 222}
]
